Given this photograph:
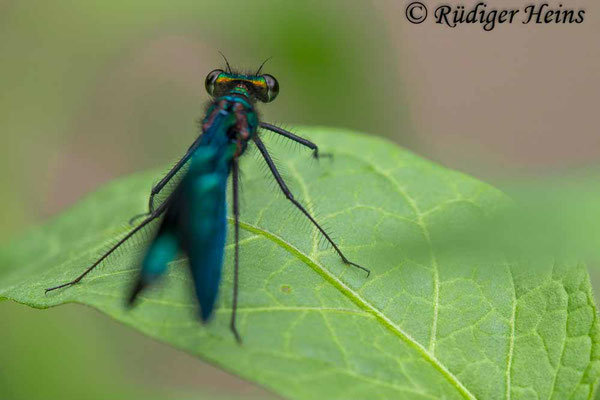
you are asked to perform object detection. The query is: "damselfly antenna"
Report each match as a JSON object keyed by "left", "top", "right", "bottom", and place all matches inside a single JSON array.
[
  {"left": 255, "top": 56, "right": 273, "bottom": 75},
  {"left": 218, "top": 51, "right": 232, "bottom": 73}
]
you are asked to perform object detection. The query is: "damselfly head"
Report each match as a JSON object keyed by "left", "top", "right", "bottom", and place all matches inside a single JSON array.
[{"left": 205, "top": 69, "right": 279, "bottom": 103}]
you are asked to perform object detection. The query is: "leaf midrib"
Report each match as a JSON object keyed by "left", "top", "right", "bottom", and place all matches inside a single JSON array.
[{"left": 236, "top": 218, "right": 477, "bottom": 400}]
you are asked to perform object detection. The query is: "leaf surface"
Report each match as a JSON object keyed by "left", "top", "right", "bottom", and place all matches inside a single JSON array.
[{"left": 1, "top": 128, "right": 599, "bottom": 399}]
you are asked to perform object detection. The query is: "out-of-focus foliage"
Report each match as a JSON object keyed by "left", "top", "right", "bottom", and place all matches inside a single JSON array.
[{"left": 499, "top": 170, "right": 600, "bottom": 267}]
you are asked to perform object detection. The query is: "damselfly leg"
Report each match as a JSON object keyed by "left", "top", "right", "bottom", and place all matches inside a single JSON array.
[
  {"left": 129, "top": 137, "right": 203, "bottom": 225},
  {"left": 252, "top": 135, "right": 370, "bottom": 277},
  {"left": 231, "top": 157, "right": 242, "bottom": 343},
  {"left": 45, "top": 199, "right": 171, "bottom": 293},
  {"left": 260, "top": 123, "right": 332, "bottom": 159}
]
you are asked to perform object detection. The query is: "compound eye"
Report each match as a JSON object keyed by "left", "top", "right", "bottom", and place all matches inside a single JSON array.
[
  {"left": 262, "top": 74, "right": 279, "bottom": 102},
  {"left": 205, "top": 69, "right": 223, "bottom": 96}
]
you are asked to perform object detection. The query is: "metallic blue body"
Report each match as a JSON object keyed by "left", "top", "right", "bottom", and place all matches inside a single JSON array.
[{"left": 138, "top": 96, "right": 257, "bottom": 321}]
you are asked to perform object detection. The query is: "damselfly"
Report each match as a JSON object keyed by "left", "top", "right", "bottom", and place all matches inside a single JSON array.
[{"left": 45, "top": 57, "right": 370, "bottom": 342}]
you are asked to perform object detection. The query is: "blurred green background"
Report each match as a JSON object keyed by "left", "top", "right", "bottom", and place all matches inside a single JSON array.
[{"left": 2, "top": 1, "right": 598, "bottom": 399}]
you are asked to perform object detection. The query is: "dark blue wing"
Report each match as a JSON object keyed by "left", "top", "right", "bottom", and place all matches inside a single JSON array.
[
  {"left": 177, "top": 109, "right": 234, "bottom": 319},
  {"left": 180, "top": 167, "right": 229, "bottom": 321}
]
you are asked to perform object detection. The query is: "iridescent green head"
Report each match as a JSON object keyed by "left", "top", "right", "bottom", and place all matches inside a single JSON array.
[{"left": 205, "top": 69, "right": 279, "bottom": 103}]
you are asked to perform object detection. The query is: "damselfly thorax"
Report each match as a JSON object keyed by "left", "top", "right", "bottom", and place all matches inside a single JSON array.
[{"left": 202, "top": 95, "right": 257, "bottom": 157}]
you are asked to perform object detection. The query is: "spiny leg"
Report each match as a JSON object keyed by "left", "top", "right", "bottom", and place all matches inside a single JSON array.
[
  {"left": 259, "top": 122, "right": 331, "bottom": 159},
  {"left": 252, "top": 135, "right": 369, "bottom": 277},
  {"left": 230, "top": 157, "right": 242, "bottom": 344},
  {"left": 129, "top": 138, "right": 202, "bottom": 224},
  {"left": 45, "top": 200, "right": 169, "bottom": 293}
]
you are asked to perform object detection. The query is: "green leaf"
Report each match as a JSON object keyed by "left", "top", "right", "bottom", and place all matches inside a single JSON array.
[{"left": 1, "top": 127, "right": 599, "bottom": 399}]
